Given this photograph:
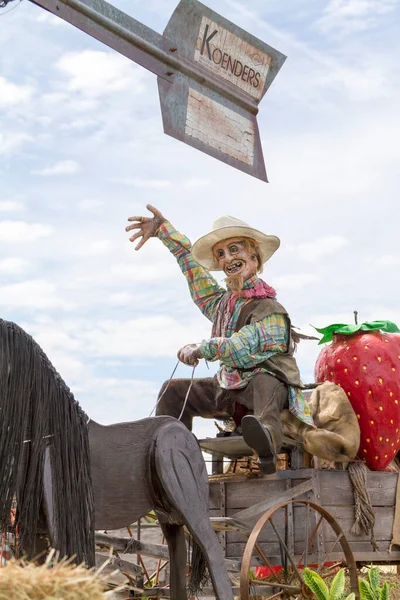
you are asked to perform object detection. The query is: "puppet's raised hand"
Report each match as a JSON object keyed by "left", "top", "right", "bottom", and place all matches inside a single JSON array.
[
  {"left": 177, "top": 344, "right": 203, "bottom": 367},
  {"left": 126, "top": 204, "right": 166, "bottom": 250}
]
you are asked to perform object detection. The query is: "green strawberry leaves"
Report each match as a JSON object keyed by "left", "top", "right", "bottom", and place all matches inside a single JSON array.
[{"left": 315, "top": 321, "right": 400, "bottom": 345}]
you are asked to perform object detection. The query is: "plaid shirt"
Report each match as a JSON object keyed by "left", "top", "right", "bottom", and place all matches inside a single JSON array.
[{"left": 157, "top": 221, "right": 314, "bottom": 426}]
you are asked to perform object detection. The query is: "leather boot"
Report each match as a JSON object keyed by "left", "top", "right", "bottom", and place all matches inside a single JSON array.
[{"left": 241, "top": 414, "right": 277, "bottom": 475}]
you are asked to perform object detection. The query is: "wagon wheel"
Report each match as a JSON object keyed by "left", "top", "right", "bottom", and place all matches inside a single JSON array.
[{"left": 240, "top": 500, "right": 358, "bottom": 600}]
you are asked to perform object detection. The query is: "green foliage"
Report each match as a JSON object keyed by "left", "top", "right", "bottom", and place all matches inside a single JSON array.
[
  {"left": 304, "top": 568, "right": 329, "bottom": 600},
  {"left": 360, "top": 578, "right": 376, "bottom": 600},
  {"left": 303, "top": 565, "right": 397, "bottom": 600},
  {"left": 303, "top": 567, "right": 354, "bottom": 600},
  {"left": 381, "top": 582, "right": 391, "bottom": 600},
  {"left": 329, "top": 568, "right": 346, "bottom": 600},
  {"left": 359, "top": 566, "right": 396, "bottom": 600},
  {"left": 368, "top": 567, "right": 380, "bottom": 592}
]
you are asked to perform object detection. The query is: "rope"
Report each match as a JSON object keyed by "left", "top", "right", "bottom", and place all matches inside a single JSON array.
[
  {"left": 348, "top": 462, "right": 378, "bottom": 551},
  {"left": 178, "top": 365, "right": 196, "bottom": 421},
  {"left": 148, "top": 360, "right": 180, "bottom": 417},
  {"left": 149, "top": 360, "right": 197, "bottom": 421}
]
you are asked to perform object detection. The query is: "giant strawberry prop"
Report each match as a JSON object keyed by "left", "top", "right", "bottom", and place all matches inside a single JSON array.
[{"left": 314, "top": 320, "right": 400, "bottom": 470}]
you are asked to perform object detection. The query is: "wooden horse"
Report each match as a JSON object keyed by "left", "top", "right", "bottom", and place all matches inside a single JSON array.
[{"left": 0, "top": 319, "right": 233, "bottom": 600}]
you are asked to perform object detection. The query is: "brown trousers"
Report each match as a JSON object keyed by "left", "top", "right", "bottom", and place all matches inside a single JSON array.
[{"left": 155, "top": 373, "right": 288, "bottom": 451}]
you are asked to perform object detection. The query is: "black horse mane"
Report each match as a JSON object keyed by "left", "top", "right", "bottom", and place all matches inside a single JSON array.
[{"left": 0, "top": 319, "right": 94, "bottom": 565}]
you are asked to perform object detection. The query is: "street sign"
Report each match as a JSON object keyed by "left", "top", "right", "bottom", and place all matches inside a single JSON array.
[
  {"left": 16, "top": 0, "right": 286, "bottom": 181},
  {"left": 159, "top": 0, "right": 286, "bottom": 181}
]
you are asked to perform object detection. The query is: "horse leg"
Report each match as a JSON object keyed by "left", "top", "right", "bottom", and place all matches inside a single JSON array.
[
  {"left": 157, "top": 520, "right": 188, "bottom": 600},
  {"left": 152, "top": 421, "right": 234, "bottom": 600}
]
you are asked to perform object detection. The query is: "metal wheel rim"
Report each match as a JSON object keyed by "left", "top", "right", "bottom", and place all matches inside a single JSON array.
[{"left": 240, "top": 499, "right": 359, "bottom": 600}]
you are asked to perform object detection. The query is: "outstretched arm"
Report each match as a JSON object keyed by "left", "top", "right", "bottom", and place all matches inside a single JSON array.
[
  {"left": 126, "top": 205, "right": 225, "bottom": 322},
  {"left": 125, "top": 204, "right": 166, "bottom": 250}
]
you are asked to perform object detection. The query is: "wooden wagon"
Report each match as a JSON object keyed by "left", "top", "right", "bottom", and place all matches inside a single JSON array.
[
  {"left": 95, "top": 433, "right": 400, "bottom": 599},
  {"left": 201, "top": 435, "right": 400, "bottom": 598}
]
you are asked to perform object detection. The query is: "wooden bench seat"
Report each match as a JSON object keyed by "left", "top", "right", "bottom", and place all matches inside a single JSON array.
[{"left": 198, "top": 434, "right": 309, "bottom": 474}]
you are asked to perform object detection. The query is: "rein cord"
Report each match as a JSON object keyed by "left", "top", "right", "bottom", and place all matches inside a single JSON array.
[{"left": 149, "top": 360, "right": 197, "bottom": 421}]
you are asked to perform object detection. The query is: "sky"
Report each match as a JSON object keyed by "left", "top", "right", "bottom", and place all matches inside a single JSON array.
[{"left": 1, "top": 0, "right": 400, "bottom": 442}]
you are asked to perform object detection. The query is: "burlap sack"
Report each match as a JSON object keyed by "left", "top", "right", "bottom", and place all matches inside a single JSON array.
[{"left": 281, "top": 381, "right": 360, "bottom": 463}]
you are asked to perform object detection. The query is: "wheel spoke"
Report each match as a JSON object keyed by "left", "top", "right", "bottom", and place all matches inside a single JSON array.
[
  {"left": 304, "top": 503, "right": 309, "bottom": 570},
  {"left": 316, "top": 534, "right": 344, "bottom": 573},
  {"left": 269, "top": 516, "right": 303, "bottom": 585},
  {"left": 289, "top": 510, "right": 323, "bottom": 584},
  {"left": 255, "top": 542, "right": 283, "bottom": 584}
]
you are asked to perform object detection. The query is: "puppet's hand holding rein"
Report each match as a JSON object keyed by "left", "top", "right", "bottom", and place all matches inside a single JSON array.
[{"left": 177, "top": 344, "right": 203, "bottom": 366}]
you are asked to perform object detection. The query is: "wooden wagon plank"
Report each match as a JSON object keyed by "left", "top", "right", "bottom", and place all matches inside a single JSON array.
[
  {"left": 225, "top": 511, "right": 286, "bottom": 544},
  {"left": 95, "top": 552, "right": 143, "bottom": 577},
  {"left": 210, "top": 516, "right": 251, "bottom": 533},
  {"left": 209, "top": 476, "right": 312, "bottom": 513},
  {"left": 233, "top": 479, "right": 314, "bottom": 522},
  {"left": 291, "top": 505, "right": 395, "bottom": 544},
  {"left": 226, "top": 541, "right": 400, "bottom": 565},
  {"left": 95, "top": 532, "right": 170, "bottom": 560},
  {"left": 209, "top": 478, "right": 289, "bottom": 510},
  {"left": 226, "top": 541, "right": 281, "bottom": 560},
  {"left": 225, "top": 501, "right": 394, "bottom": 544},
  {"left": 352, "top": 550, "right": 400, "bottom": 562},
  {"left": 319, "top": 471, "right": 398, "bottom": 507},
  {"left": 226, "top": 542, "right": 337, "bottom": 566},
  {"left": 323, "top": 506, "right": 394, "bottom": 542}
]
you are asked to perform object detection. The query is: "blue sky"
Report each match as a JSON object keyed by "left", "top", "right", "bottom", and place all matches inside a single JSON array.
[{"left": 1, "top": 0, "right": 400, "bottom": 440}]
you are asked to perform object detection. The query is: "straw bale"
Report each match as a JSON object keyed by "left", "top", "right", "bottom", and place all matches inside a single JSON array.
[{"left": 0, "top": 553, "right": 119, "bottom": 600}]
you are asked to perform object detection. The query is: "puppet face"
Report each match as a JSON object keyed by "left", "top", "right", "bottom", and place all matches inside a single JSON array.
[{"left": 213, "top": 237, "right": 259, "bottom": 287}]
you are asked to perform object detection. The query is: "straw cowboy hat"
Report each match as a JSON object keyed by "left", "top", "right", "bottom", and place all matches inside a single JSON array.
[{"left": 191, "top": 215, "right": 280, "bottom": 271}]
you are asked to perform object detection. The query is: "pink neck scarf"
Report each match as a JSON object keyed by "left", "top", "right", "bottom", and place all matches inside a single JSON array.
[{"left": 212, "top": 278, "right": 276, "bottom": 337}]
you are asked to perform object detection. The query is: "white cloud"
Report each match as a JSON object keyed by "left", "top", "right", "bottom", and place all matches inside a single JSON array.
[
  {"left": 316, "top": 0, "right": 398, "bottom": 33},
  {"left": 0, "top": 132, "right": 33, "bottom": 156},
  {"left": 109, "top": 293, "right": 134, "bottom": 306},
  {"left": 0, "top": 201, "right": 24, "bottom": 213},
  {"left": 31, "top": 160, "right": 82, "bottom": 176},
  {"left": 27, "top": 314, "right": 209, "bottom": 361},
  {"left": 295, "top": 235, "right": 348, "bottom": 261},
  {"left": 79, "top": 315, "right": 206, "bottom": 358},
  {"left": 60, "top": 119, "right": 99, "bottom": 131},
  {"left": 117, "top": 178, "right": 171, "bottom": 189},
  {"left": 0, "top": 257, "right": 30, "bottom": 274},
  {"left": 316, "top": 63, "right": 388, "bottom": 101},
  {"left": 77, "top": 377, "right": 161, "bottom": 424},
  {"left": 56, "top": 50, "right": 147, "bottom": 98},
  {"left": 0, "top": 280, "right": 74, "bottom": 310},
  {"left": 0, "top": 220, "right": 53, "bottom": 242},
  {"left": 86, "top": 240, "right": 112, "bottom": 255},
  {"left": 0, "top": 77, "right": 33, "bottom": 108},
  {"left": 36, "top": 12, "right": 67, "bottom": 26},
  {"left": 274, "top": 273, "right": 320, "bottom": 291},
  {"left": 366, "top": 254, "right": 400, "bottom": 269},
  {"left": 77, "top": 198, "right": 105, "bottom": 212},
  {"left": 181, "top": 178, "right": 211, "bottom": 188}
]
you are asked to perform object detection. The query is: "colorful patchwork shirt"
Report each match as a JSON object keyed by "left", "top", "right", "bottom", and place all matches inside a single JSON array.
[{"left": 157, "top": 221, "right": 314, "bottom": 426}]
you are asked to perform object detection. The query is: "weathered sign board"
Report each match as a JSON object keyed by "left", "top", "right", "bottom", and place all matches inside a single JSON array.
[
  {"left": 160, "top": 0, "right": 286, "bottom": 181},
  {"left": 25, "top": 0, "right": 286, "bottom": 181}
]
